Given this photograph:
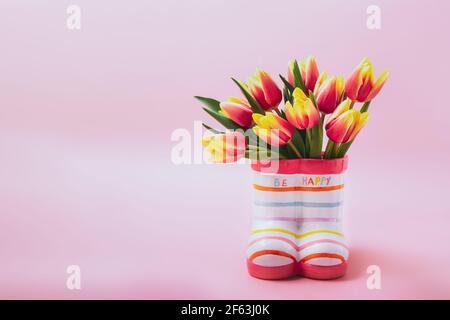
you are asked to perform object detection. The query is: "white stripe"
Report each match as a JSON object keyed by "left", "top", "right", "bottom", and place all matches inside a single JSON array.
[
  {"left": 247, "top": 239, "right": 297, "bottom": 257},
  {"left": 298, "top": 223, "right": 343, "bottom": 234},
  {"left": 253, "top": 190, "right": 344, "bottom": 203},
  {"left": 251, "top": 221, "right": 298, "bottom": 232},
  {"left": 298, "top": 243, "right": 349, "bottom": 260},
  {"left": 253, "top": 206, "right": 342, "bottom": 218}
]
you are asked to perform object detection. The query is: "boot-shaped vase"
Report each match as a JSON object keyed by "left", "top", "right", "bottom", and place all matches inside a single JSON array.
[{"left": 247, "top": 157, "right": 349, "bottom": 280}]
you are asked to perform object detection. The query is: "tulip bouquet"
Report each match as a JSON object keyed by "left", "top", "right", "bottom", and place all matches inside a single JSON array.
[{"left": 197, "top": 57, "right": 388, "bottom": 162}]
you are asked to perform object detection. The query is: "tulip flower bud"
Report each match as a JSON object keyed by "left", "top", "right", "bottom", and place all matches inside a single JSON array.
[
  {"left": 325, "top": 102, "right": 369, "bottom": 144},
  {"left": 328, "top": 99, "right": 353, "bottom": 122},
  {"left": 252, "top": 112, "right": 294, "bottom": 147},
  {"left": 202, "top": 131, "right": 247, "bottom": 163},
  {"left": 248, "top": 69, "right": 282, "bottom": 111},
  {"left": 345, "top": 57, "right": 389, "bottom": 103},
  {"left": 285, "top": 88, "right": 319, "bottom": 130},
  {"left": 219, "top": 97, "right": 253, "bottom": 128},
  {"left": 314, "top": 74, "right": 345, "bottom": 114},
  {"left": 288, "top": 56, "right": 320, "bottom": 92}
]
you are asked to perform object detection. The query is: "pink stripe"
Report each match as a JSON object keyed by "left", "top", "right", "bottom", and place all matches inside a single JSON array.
[
  {"left": 248, "top": 236, "right": 348, "bottom": 252},
  {"left": 255, "top": 217, "right": 339, "bottom": 223}
]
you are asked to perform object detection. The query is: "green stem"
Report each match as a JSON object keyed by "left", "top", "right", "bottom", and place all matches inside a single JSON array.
[
  {"left": 306, "top": 128, "right": 313, "bottom": 157},
  {"left": 332, "top": 143, "right": 342, "bottom": 158},
  {"left": 317, "top": 114, "right": 325, "bottom": 157},
  {"left": 291, "top": 129, "right": 306, "bottom": 157},
  {"left": 360, "top": 101, "right": 371, "bottom": 113},
  {"left": 287, "top": 140, "right": 302, "bottom": 158},
  {"left": 306, "top": 128, "right": 313, "bottom": 145},
  {"left": 336, "top": 141, "right": 353, "bottom": 158},
  {"left": 349, "top": 101, "right": 356, "bottom": 109},
  {"left": 299, "top": 130, "right": 308, "bottom": 156},
  {"left": 309, "top": 127, "right": 321, "bottom": 159},
  {"left": 309, "top": 91, "right": 319, "bottom": 110},
  {"left": 324, "top": 140, "right": 336, "bottom": 159},
  {"left": 246, "top": 147, "right": 287, "bottom": 160}
]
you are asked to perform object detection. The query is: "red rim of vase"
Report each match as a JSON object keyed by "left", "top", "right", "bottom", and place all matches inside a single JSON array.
[{"left": 251, "top": 156, "right": 348, "bottom": 175}]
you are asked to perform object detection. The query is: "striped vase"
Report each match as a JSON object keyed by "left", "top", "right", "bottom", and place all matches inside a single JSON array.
[{"left": 247, "top": 157, "right": 349, "bottom": 280}]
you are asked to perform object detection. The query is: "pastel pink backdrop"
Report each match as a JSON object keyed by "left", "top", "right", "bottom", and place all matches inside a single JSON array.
[{"left": 1, "top": 0, "right": 449, "bottom": 299}]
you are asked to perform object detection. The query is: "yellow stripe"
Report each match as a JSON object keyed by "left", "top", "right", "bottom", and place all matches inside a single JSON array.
[{"left": 251, "top": 228, "right": 344, "bottom": 239}]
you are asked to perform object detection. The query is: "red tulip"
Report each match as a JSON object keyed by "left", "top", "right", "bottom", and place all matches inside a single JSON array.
[
  {"left": 220, "top": 97, "right": 253, "bottom": 128},
  {"left": 288, "top": 56, "right": 320, "bottom": 92},
  {"left": 248, "top": 69, "right": 282, "bottom": 111},
  {"left": 345, "top": 57, "right": 389, "bottom": 103},
  {"left": 314, "top": 74, "right": 345, "bottom": 114},
  {"left": 325, "top": 99, "right": 369, "bottom": 143},
  {"left": 252, "top": 112, "right": 294, "bottom": 147}
]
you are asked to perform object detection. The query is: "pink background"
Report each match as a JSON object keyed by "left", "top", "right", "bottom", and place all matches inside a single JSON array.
[{"left": 1, "top": 0, "right": 450, "bottom": 299}]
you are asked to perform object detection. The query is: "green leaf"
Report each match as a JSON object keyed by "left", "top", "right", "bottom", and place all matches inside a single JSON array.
[
  {"left": 202, "top": 107, "right": 240, "bottom": 130},
  {"left": 336, "top": 141, "right": 353, "bottom": 158},
  {"left": 283, "top": 87, "right": 290, "bottom": 104},
  {"left": 194, "top": 96, "right": 221, "bottom": 112},
  {"left": 279, "top": 75, "right": 294, "bottom": 92},
  {"left": 202, "top": 123, "right": 224, "bottom": 134},
  {"left": 231, "top": 78, "right": 265, "bottom": 114},
  {"left": 279, "top": 144, "right": 295, "bottom": 159},
  {"left": 308, "top": 91, "right": 319, "bottom": 110},
  {"left": 280, "top": 75, "right": 294, "bottom": 104},
  {"left": 292, "top": 60, "right": 308, "bottom": 94}
]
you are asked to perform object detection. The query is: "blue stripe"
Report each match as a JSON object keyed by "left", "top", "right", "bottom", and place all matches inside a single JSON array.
[{"left": 254, "top": 201, "right": 341, "bottom": 208}]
